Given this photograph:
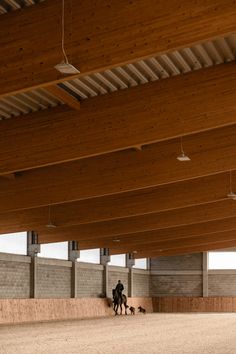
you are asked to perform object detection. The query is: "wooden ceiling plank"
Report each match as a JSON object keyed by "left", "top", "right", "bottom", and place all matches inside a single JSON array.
[
  {"left": 1, "top": 0, "right": 236, "bottom": 97},
  {"left": 1, "top": 63, "right": 236, "bottom": 174}
]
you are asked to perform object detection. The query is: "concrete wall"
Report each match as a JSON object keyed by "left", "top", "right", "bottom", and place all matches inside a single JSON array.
[
  {"left": 0, "top": 252, "right": 149, "bottom": 299},
  {"left": 2, "top": 250, "right": 236, "bottom": 300},
  {"left": 0, "top": 254, "right": 30, "bottom": 299},
  {"left": 133, "top": 269, "right": 150, "bottom": 297},
  {"left": 37, "top": 259, "right": 71, "bottom": 298},
  {"left": 77, "top": 262, "right": 104, "bottom": 298},
  {"left": 150, "top": 254, "right": 203, "bottom": 297},
  {"left": 208, "top": 271, "right": 236, "bottom": 296}
]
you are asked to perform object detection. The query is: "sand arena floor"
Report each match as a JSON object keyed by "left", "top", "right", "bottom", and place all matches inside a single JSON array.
[{"left": 0, "top": 313, "right": 236, "bottom": 354}]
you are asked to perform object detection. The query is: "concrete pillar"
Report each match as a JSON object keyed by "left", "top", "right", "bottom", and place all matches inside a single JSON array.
[
  {"left": 126, "top": 253, "right": 135, "bottom": 297},
  {"left": 30, "top": 257, "right": 38, "bottom": 298},
  {"left": 27, "top": 231, "right": 41, "bottom": 257},
  {"left": 202, "top": 252, "right": 209, "bottom": 297},
  {"left": 68, "top": 241, "right": 80, "bottom": 298},
  {"left": 100, "top": 248, "right": 110, "bottom": 298},
  {"left": 27, "top": 231, "right": 41, "bottom": 298}
]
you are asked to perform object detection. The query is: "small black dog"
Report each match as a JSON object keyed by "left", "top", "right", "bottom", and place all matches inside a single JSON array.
[
  {"left": 129, "top": 306, "right": 135, "bottom": 315},
  {"left": 138, "top": 306, "right": 146, "bottom": 314}
]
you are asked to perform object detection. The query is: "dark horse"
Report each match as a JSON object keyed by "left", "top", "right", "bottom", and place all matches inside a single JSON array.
[{"left": 112, "top": 288, "right": 128, "bottom": 315}]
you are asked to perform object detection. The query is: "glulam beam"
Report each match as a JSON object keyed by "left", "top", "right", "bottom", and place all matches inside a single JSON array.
[
  {"left": 1, "top": 124, "right": 236, "bottom": 213},
  {"left": 108, "top": 227, "right": 236, "bottom": 255},
  {"left": 0, "top": 174, "right": 232, "bottom": 235},
  {"left": 1, "top": 0, "right": 236, "bottom": 96},
  {"left": 133, "top": 238, "right": 236, "bottom": 259},
  {"left": 1, "top": 64, "right": 236, "bottom": 174},
  {"left": 37, "top": 201, "right": 236, "bottom": 244}
]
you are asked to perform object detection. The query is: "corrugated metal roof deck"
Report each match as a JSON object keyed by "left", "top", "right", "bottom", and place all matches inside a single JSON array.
[{"left": 0, "top": 0, "right": 44, "bottom": 14}]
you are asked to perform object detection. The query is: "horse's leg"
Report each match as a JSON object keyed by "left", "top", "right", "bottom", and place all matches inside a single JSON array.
[
  {"left": 124, "top": 301, "right": 127, "bottom": 315},
  {"left": 114, "top": 303, "right": 118, "bottom": 315},
  {"left": 119, "top": 303, "right": 122, "bottom": 315}
]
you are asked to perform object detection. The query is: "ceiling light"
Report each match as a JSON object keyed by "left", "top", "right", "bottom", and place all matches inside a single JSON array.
[
  {"left": 228, "top": 191, "right": 236, "bottom": 200},
  {"left": 133, "top": 250, "right": 138, "bottom": 254},
  {"left": 177, "top": 136, "right": 191, "bottom": 162},
  {"left": 46, "top": 221, "right": 57, "bottom": 229},
  {"left": 55, "top": 0, "right": 80, "bottom": 74},
  {"left": 228, "top": 170, "right": 236, "bottom": 200},
  {"left": 46, "top": 205, "right": 57, "bottom": 228},
  {"left": 177, "top": 152, "right": 191, "bottom": 162},
  {"left": 113, "top": 239, "right": 120, "bottom": 243},
  {"left": 55, "top": 62, "right": 80, "bottom": 75}
]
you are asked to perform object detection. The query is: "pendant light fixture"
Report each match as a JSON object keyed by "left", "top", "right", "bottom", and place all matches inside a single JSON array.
[
  {"left": 46, "top": 205, "right": 57, "bottom": 228},
  {"left": 177, "top": 136, "right": 191, "bottom": 162},
  {"left": 55, "top": 0, "right": 80, "bottom": 74},
  {"left": 227, "top": 170, "right": 236, "bottom": 200}
]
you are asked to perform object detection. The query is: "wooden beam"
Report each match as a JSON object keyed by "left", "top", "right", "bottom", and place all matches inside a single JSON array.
[
  {"left": 45, "top": 85, "right": 81, "bottom": 110},
  {"left": 1, "top": 0, "right": 236, "bottom": 97},
  {"left": 75, "top": 217, "right": 236, "bottom": 251},
  {"left": 1, "top": 63, "right": 236, "bottom": 174},
  {"left": 1, "top": 124, "right": 236, "bottom": 213},
  {"left": 108, "top": 228, "right": 236, "bottom": 255},
  {"left": 0, "top": 174, "right": 231, "bottom": 235},
  {"left": 37, "top": 200, "right": 236, "bottom": 244},
  {"left": 134, "top": 239, "right": 236, "bottom": 259}
]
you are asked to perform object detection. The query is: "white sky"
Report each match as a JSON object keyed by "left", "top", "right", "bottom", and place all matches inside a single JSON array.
[{"left": 208, "top": 252, "right": 236, "bottom": 269}]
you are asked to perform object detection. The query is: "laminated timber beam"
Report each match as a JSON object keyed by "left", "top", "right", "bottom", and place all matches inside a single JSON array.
[
  {"left": 132, "top": 238, "right": 236, "bottom": 259},
  {"left": 2, "top": 124, "right": 236, "bottom": 213},
  {"left": 0, "top": 173, "right": 232, "bottom": 235},
  {"left": 1, "top": 63, "right": 236, "bottom": 174},
  {"left": 106, "top": 224, "right": 236, "bottom": 255},
  {"left": 56, "top": 217, "right": 236, "bottom": 251},
  {"left": 1, "top": 0, "right": 236, "bottom": 97},
  {"left": 38, "top": 201, "right": 236, "bottom": 244},
  {"left": 109, "top": 230, "right": 236, "bottom": 256}
]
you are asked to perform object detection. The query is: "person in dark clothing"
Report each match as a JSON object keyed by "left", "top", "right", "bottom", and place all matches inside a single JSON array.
[{"left": 115, "top": 280, "right": 124, "bottom": 300}]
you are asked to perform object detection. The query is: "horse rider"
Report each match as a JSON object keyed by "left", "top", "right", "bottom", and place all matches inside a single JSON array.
[{"left": 115, "top": 280, "right": 124, "bottom": 301}]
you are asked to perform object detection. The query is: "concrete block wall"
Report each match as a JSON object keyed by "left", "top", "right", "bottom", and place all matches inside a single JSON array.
[
  {"left": 150, "top": 254, "right": 203, "bottom": 297},
  {"left": 0, "top": 254, "right": 30, "bottom": 299},
  {"left": 0, "top": 252, "right": 149, "bottom": 299},
  {"left": 77, "top": 262, "right": 104, "bottom": 298},
  {"left": 37, "top": 259, "right": 71, "bottom": 298},
  {"left": 133, "top": 269, "right": 150, "bottom": 297},
  {"left": 208, "top": 271, "right": 236, "bottom": 296},
  {"left": 3, "top": 249, "right": 236, "bottom": 299}
]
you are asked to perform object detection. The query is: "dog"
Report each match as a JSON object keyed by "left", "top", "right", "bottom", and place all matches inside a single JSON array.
[
  {"left": 129, "top": 306, "right": 135, "bottom": 315},
  {"left": 138, "top": 306, "right": 146, "bottom": 314}
]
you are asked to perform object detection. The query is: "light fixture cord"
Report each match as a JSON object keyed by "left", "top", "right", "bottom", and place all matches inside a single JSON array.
[
  {"left": 230, "top": 170, "right": 233, "bottom": 193},
  {"left": 61, "top": 0, "right": 69, "bottom": 64},
  {"left": 180, "top": 136, "right": 184, "bottom": 154},
  {"left": 48, "top": 205, "right": 52, "bottom": 224}
]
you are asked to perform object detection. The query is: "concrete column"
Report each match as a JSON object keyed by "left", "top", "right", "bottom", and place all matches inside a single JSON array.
[
  {"left": 126, "top": 253, "right": 135, "bottom": 297},
  {"left": 27, "top": 231, "right": 41, "bottom": 257},
  {"left": 202, "top": 252, "right": 209, "bottom": 297},
  {"left": 68, "top": 241, "right": 80, "bottom": 298},
  {"left": 27, "top": 231, "right": 41, "bottom": 298},
  {"left": 100, "top": 248, "right": 110, "bottom": 298},
  {"left": 30, "top": 257, "right": 38, "bottom": 298}
]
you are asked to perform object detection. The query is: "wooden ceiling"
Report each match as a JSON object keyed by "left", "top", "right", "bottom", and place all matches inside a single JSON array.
[{"left": 1, "top": 0, "right": 236, "bottom": 258}]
